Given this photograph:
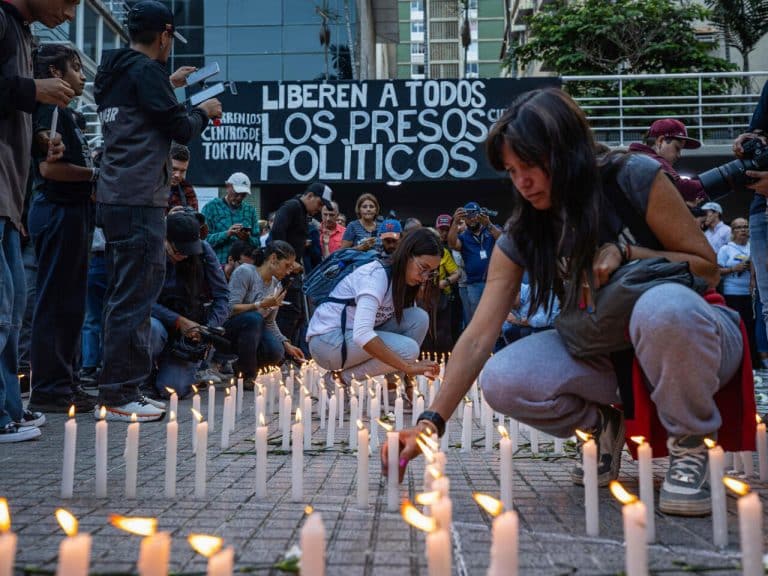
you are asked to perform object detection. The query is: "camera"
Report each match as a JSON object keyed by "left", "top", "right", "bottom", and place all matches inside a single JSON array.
[
  {"left": 465, "top": 207, "right": 498, "bottom": 218},
  {"left": 699, "top": 137, "right": 768, "bottom": 196},
  {"left": 168, "top": 325, "right": 230, "bottom": 362}
]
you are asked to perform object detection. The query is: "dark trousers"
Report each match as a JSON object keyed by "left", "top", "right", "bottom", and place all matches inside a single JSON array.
[
  {"left": 18, "top": 240, "right": 36, "bottom": 374},
  {"left": 81, "top": 253, "right": 106, "bottom": 369},
  {"left": 28, "top": 196, "right": 91, "bottom": 400},
  {"left": 224, "top": 311, "right": 284, "bottom": 377},
  {"left": 724, "top": 293, "right": 757, "bottom": 365},
  {"left": 97, "top": 204, "right": 166, "bottom": 405},
  {"left": 276, "top": 281, "right": 304, "bottom": 346}
]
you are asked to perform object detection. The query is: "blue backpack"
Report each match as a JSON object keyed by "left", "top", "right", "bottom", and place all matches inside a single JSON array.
[{"left": 303, "top": 248, "right": 391, "bottom": 367}]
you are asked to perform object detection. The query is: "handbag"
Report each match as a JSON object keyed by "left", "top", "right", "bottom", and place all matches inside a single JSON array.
[{"left": 554, "top": 257, "right": 708, "bottom": 358}]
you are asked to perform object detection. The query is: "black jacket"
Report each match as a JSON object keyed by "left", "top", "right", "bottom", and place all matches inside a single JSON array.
[
  {"left": 94, "top": 48, "right": 207, "bottom": 207},
  {"left": 271, "top": 197, "right": 309, "bottom": 261}
]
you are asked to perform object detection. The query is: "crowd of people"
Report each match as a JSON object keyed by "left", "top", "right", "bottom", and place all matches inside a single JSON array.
[{"left": 4, "top": 0, "right": 768, "bottom": 526}]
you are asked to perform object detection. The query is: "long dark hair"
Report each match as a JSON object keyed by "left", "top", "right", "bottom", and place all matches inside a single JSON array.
[
  {"left": 253, "top": 240, "right": 295, "bottom": 267},
  {"left": 33, "top": 44, "right": 81, "bottom": 79},
  {"left": 389, "top": 228, "right": 442, "bottom": 323},
  {"left": 486, "top": 88, "right": 601, "bottom": 313}
]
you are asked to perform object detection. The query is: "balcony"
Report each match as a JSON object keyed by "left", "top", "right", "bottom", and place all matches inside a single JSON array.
[{"left": 512, "top": 0, "right": 535, "bottom": 25}]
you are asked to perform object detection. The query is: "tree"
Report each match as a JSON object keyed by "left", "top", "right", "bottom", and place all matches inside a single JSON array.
[{"left": 706, "top": 0, "right": 768, "bottom": 72}]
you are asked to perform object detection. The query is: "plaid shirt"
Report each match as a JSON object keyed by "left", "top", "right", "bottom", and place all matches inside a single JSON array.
[{"left": 201, "top": 197, "right": 261, "bottom": 263}]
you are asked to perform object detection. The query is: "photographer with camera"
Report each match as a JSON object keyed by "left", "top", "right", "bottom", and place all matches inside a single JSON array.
[
  {"left": 447, "top": 201, "right": 501, "bottom": 322},
  {"left": 148, "top": 212, "right": 230, "bottom": 400}
]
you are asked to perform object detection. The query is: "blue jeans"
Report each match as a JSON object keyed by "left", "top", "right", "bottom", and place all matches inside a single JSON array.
[
  {"left": 28, "top": 195, "right": 91, "bottom": 400},
  {"left": 17, "top": 241, "right": 36, "bottom": 372},
  {"left": 0, "top": 219, "right": 25, "bottom": 426},
  {"left": 751, "top": 210, "right": 768, "bottom": 343},
  {"left": 224, "top": 311, "right": 284, "bottom": 377},
  {"left": 149, "top": 318, "right": 198, "bottom": 398},
  {"left": 465, "top": 282, "right": 486, "bottom": 323},
  {"left": 81, "top": 253, "right": 106, "bottom": 369},
  {"left": 97, "top": 204, "right": 166, "bottom": 405}
]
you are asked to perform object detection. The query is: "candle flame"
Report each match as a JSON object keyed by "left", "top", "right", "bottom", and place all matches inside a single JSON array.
[
  {"left": 192, "top": 384, "right": 199, "bottom": 394},
  {"left": 55, "top": 509, "right": 78, "bottom": 536},
  {"left": 609, "top": 481, "right": 638, "bottom": 505},
  {"left": 377, "top": 418, "right": 393, "bottom": 432},
  {"left": 191, "top": 408, "right": 203, "bottom": 423},
  {"left": 188, "top": 534, "right": 223, "bottom": 558},
  {"left": 169, "top": 411, "right": 176, "bottom": 422},
  {"left": 239, "top": 372, "right": 243, "bottom": 378},
  {"left": 575, "top": 429, "right": 592, "bottom": 442},
  {"left": 302, "top": 386, "right": 309, "bottom": 395},
  {"left": 164, "top": 387, "right": 176, "bottom": 396},
  {"left": 473, "top": 493, "right": 504, "bottom": 517},
  {"left": 99, "top": 406, "right": 106, "bottom": 420},
  {"left": 497, "top": 425, "right": 509, "bottom": 439},
  {"left": 357, "top": 419, "right": 364, "bottom": 431},
  {"left": 723, "top": 476, "right": 750, "bottom": 496},
  {"left": 419, "top": 432, "right": 439, "bottom": 452},
  {"left": 259, "top": 413, "right": 266, "bottom": 427},
  {"left": 630, "top": 435, "right": 645, "bottom": 445},
  {"left": 296, "top": 408, "right": 302, "bottom": 423},
  {"left": 304, "top": 505, "right": 313, "bottom": 515},
  {"left": 415, "top": 491, "right": 441, "bottom": 506},
  {"left": 130, "top": 413, "right": 137, "bottom": 423},
  {"left": 0, "top": 498, "right": 10, "bottom": 533},
  {"left": 108, "top": 515, "right": 157, "bottom": 536},
  {"left": 68, "top": 405, "right": 75, "bottom": 418},
  {"left": 225, "top": 387, "right": 230, "bottom": 397},
  {"left": 401, "top": 500, "right": 436, "bottom": 533},
  {"left": 427, "top": 465, "right": 443, "bottom": 480},
  {"left": 208, "top": 381, "right": 214, "bottom": 388},
  {"left": 704, "top": 437, "right": 717, "bottom": 449},
  {"left": 415, "top": 437, "right": 435, "bottom": 464},
  {"left": 757, "top": 414, "right": 763, "bottom": 424}
]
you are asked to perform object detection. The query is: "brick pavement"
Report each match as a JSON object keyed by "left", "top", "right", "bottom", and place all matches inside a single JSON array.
[{"left": 0, "top": 387, "right": 759, "bottom": 575}]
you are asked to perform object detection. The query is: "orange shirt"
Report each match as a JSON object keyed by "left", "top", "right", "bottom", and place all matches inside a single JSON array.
[{"left": 321, "top": 224, "right": 346, "bottom": 259}]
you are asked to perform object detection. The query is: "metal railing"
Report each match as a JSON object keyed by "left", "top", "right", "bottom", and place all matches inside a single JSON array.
[{"left": 562, "top": 71, "right": 768, "bottom": 147}]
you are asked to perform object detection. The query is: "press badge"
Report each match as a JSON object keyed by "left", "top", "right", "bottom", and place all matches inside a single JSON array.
[{"left": 479, "top": 250, "right": 488, "bottom": 260}]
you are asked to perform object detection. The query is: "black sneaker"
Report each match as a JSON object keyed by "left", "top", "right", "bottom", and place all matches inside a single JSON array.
[
  {"left": 28, "top": 390, "right": 96, "bottom": 414},
  {"left": 659, "top": 435, "right": 710, "bottom": 516},
  {"left": 16, "top": 409, "right": 46, "bottom": 428},
  {"left": 0, "top": 422, "right": 41, "bottom": 443},
  {"left": 571, "top": 404, "right": 625, "bottom": 487},
  {"left": 78, "top": 367, "right": 99, "bottom": 389}
]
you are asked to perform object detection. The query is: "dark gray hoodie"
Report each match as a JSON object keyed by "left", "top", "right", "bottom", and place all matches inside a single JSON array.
[{"left": 94, "top": 48, "right": 207, "bottom": 207}]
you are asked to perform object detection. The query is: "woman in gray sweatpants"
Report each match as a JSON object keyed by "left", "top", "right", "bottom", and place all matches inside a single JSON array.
[{"left": 389, "top": 88, "right": 744, "bottom": 518}]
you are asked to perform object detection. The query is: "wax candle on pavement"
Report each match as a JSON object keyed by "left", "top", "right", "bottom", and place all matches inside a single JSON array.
[
  {"left": 326, "top": 393, "right": 337, "bottom": 447},
  {"left": 379, "top": 419, "right": 399, "bottom": 511},
  {"left": 401, "top": 501, "right": 450, "bottom": 576},
  {"left": 413, "top": 394, "right": 424, "bottom": 427},
  {"left": 125, "top": 413, "right": 140, "bottom": 499},
  {"left": 109, "top": 515, "right": 168, "bottom": 576},
  {"left": 255, "top": 413, "right": 268, "bottom": 498},
  {"left": 757, "top": 415, "right": 768, "bottom": 481},
  {"left": 189, "top": 534, "right": 232, "bottom": 576},
  {"left": 292, "top": 408, "right": 304, "bottom": 502},
  {"left": 357, "top": 420, "right": 369, "bottom": 508},
  {"left": 630, "top": 436, "right": 655, "bottom": 543},
  {"left": 192, "top": 385, "right": 200, "bottom": 453},
  {"left": 576, "top": 429, "right": 599, "bottom": 537},
  {"left": 221, "top": 390, "right": 232, "bottom": 449},
  {"left": 192, "top": 409, "right": 208, "bottom": 499},
  {"left": 474, "top": 494, "right": 518, "bottom": 576},
  {"left": 461, "top": 399, "right": 473, "bottom": 453},
  {"left": 610, "top": 481, "right": 647, "bottom": 576},
  {"left": 498, "top": 425, "right": 513, "bottom": 510},
  {"left": 236, "top": 374, "right": 244, "bottom": 416},
  {"left": 164, "top": 387, "right": 178, "bottom": 416},
  {"left": 319, "top": 386, "right": 327, "bottom": 430},
  {"left": 338, "top": 386, "right": 345, "bottom": 428},
  {"left": 349, "top": 395, "right": 358, "bottom": 449},
  {"left": 165, "top": 411, "right": 178, "bottom": 498},
  {"left": 55, "top": 509, "right": 91, "bottom": 576},
  {"left": 0, "top": 499, "right": 18, "bottom": 576},
  {"left": 300, "top": 508, "right": 326, "bottom": 576},
  {"left": 705, "top": 438, "right": 728, "bottom": 547},
  {"left": 95, "top": 406, "right": 108, "bottom": 498},
  {"left": 303, "top": 392, "right": 312, "bottom": 450},
  {"left": 724, "top": 477, "right": 763, "bottom": 576},
  {"left": 395, "top": 387, "right": 403, "bottom": 430},
  {"left": 207, "top": 383, "right": 216, "bottom": 433},
  {"left": 282, "top": 394, "right": 292, "bottom": 451},
  {"left": 61, "top": 405, "right": 77, "bottom": 498}
]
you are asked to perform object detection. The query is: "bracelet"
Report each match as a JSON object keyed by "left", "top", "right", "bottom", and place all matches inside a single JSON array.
[
  {"left": 609, "top": 241, "right": 628, "bottom": 264},
  {"left": 90, "top": 167, "right": 100, "bottom": 183},
  {"left": 417, "top": 410, "right": 446, "bottom": 438}
]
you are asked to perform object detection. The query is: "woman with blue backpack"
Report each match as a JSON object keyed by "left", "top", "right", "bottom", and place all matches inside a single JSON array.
[{"left": 306, "top": 228, "right": 441, "bottom": 383}]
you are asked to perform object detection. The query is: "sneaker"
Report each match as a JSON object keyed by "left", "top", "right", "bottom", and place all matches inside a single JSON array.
[
  {"left": 98, "top": 398, "right": 166, "bottom": 422},
  {"left": 78, "top": 367, "right": 99, "bottom": 389},
  {"left": 16, "top": 409, "right": 46, "bottom": 428},
  {"left": 217, "top": 359, "right": 235, "bottom": 376},
  {"left": 571, "top": 404, "right": 626, "bottom": 487},
  {"left": 0, "top": 422, "right": 41, "bottom": 443},
  {"left": 139, "top": 392, "right": 167, "bottom": 410},
  {"left": 29, "top": 389, "right": 97, "bottom": 414},
  {"left": 659, "top": 435, "right": 710, "bottom": 516},
  {"left": 196, "top": 368, "right": 222, "bottom": 384}
]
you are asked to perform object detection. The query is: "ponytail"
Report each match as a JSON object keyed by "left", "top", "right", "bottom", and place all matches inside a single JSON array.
[{"left": 254, "top": 240, "right": 295, "bottom": 267}]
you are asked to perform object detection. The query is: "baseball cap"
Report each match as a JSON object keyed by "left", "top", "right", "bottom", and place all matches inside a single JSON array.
[
  {"left": 435, "top": 214, "right": 452, "bottom": 229},
  {"left": 378, "top": 219, "right": 402, "bottom": 240},
  {"left": 464, "top": 201, "right": 481, "bottom": 212},
  {"left": 306, "top": 182, "right": 334, "bottom": 210},
  {"left": 166, "top": 212, "right": 203, "bottom": 256},
  {"left": 701, "top": 201, "right": 723, "bottom": 214},
  {"left": 226, "top": 172, "right": 251, "bottom": 194},
  {"left": 647, "top": 119, "right": 701, "bottom": 149},
  {"left": 127, "top": 0, "right": 187, "bottom": 44}
]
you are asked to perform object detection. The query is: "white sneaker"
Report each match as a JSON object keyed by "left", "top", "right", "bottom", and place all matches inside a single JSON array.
[
  {"left": 196, "top": 368, "right": 222, "bottom": 384},
  {"left": 16, "top": 409, "right": 46, "bottom": 428},
  {"left": 98, "top": 399, "right": 166, "bottom": 422},
  {"left": 0, "top": 422, "right": 41, "bottom": 443}
]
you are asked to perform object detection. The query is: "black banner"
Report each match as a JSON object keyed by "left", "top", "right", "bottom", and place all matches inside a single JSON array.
[{"left": 187, "top": 77, "right": 560, "bottom": 186}]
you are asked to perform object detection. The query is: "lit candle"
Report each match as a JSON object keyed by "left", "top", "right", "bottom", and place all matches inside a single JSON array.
[
  {"left": 741, "top": 451, "right": 755, "bottom": 479},
  {"left": 303, "top": 391, "right": 312, "bottom": 450},
  {"left": 221, "top": 389, "right": 232, "bottom": 449},
  {"left": 484, "top": 399, "right": 493, "bottom": 453},
  {"left": 109, "top": 516, "right": 168, "bottom": 576},
  {"left": 255, "top": 389, "right": 265, "bottom": 427},
  {"left": 440, "top": 420, "right": 450, "bottom": 452},
  {"left": 319, "top": 386, "right": 327, "bottom": 430},
  {"left": 0, "top": 499, "right": 17, "bottom": 576},
  {"left": 413, "top": 394, "right": 424, "bottom": 427},
  {"left": 379, "top": 419, "right": 399, "bottom": 511},
  {"left": 576, "top": 429, "right": 599, "bottom": 536},
  {"left": 510, "top": 418, "right": 519, "bottom": 454},
  {"left": 401, "top": 501, "right": 450, "bottom": 576},
  {"left": 164, "top": 387, "right": 178, "bottom": 416},
  {"left": 61, "top": 405, "right": 77, "bottom": 498},
  {"left": 256, "top": 413, "right": 268, "bottom": 498},
  {"left": 55, "top": 509, "right": 91, "bottom": 576},
  {"left": 192, "top": 409, "right": 208, "bottom": 498},
  {"left": 300, "top": 508, "right": 326, "bottom": 576},
  {"left": 705, "top": 438, "right": 728, "bottom": 547},
  {"left": 338, "top": 386, "right": 345, "bottom": 429},
  {"left": 189, "top": 534, "right": 233, "bottom": 576},
  {"left": 474, "top": 494, "right": 518, "bottom": 576},
  {"left": 164, "top": 411, "right": 178, "bottom": 498},
  {"left": 237, "top": 374, "right": 244, "bottom": 416},
  {"left": 207, "top": 383, "right": 216, "bottom": 433},
  {"left": 430, "top": 487, "right": 452, "bottom": 530},
  {"left": 630, "top": 436, "right": 655, "bottom": 543},
  {"left": 192, "top": 385, "right": 200, "bottom": 453},
  {"left": 610, "top": 481, "right": 647, "bottom": 576},
  {"left": 530, "top": 427, "right": 540, "bottom": 455},
  {"left": 282, "top": 394, "right": 292, "bottom": 451},
  {"left": 498, "top": 425, "right": 513, "bottom": 510},
  {"left": 125, "top": 413, "right": 140, "bottom": 499},
  {"left": 724, "top": 477, "right": 763, "bottom": 576},
  {"left": 357, "top": 420, "right": 369, "bottom": 508},
  {"left": 227, "top": 385, "right": 236, "bottom": 433},
  {"left": 382, "top": 378, "right": 390, "bottom": 414},
  {"left": 95, "top": 406, "right": 108, "bottom": 498},
  {"left": 349, "top": 395, "right": 359, "bottom": 450},
  {"left": 394, "top": 390, "right": 403, "bottom": 431},
  {"left": 461, "top": 399, "right": 473, "bottom": 453},
  {"left": 292, "top": 408, "right": 304, "bottom": 501},
  {"left": 326, "top": 393, "right": 337, "bottom": 447},
  {"left": 554, "top": 437, "right": 565, "bottom": 454},
  {"left": 757, "top": 416, "right": 768, "bottom": 482}
]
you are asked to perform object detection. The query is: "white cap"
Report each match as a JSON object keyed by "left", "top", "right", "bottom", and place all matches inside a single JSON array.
[
  {"left": 226, "top": 172, "right": 251, "bottom": 194},
  {"left": 701, "top": 201, "right": 723, "bottom": 214}
]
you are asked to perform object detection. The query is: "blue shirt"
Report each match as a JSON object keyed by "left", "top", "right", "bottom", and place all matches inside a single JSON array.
[
  {"left": 342, "top": 219, "right": 377, "bottom": 246},
  {"left": 459, "top": 227, "right": 496, "bottom": 283}
]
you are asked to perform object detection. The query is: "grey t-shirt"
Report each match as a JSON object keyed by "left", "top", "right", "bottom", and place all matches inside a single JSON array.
[
  {"left": 228, "top": 263, "right": 288, "bottom": 343},
  {"left": 497, "top": 154, "right": 662, "bottom": 267}
]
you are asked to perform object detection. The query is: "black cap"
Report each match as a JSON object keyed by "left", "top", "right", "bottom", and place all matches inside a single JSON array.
[
  {"left": 127, "top": 1, "right": 187, "bottom": 44},
  {"left": 306, "top": 182, "right": 334, "bottom": 210},
  {"left": 167, "top": 213, "right": 203, "bottom": 256}
]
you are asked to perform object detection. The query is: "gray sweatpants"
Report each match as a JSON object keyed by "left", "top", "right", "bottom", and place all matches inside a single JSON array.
[
  {"left": 309, "top": 306, "right": 429, "bottom": 382},
  {"left": 480, "top": 284, "right": 743, "bottom": 438}
]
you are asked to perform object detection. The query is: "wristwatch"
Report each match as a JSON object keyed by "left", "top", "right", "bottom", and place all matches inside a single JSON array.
[{"left": 417, "top": 410, "right": 446, "bottom": 438}]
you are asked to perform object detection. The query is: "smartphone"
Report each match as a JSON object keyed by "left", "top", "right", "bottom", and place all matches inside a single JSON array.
[
  {"left": 240, "top": 227, "right": 252, "bottom": 234},
  {"left": 185, "top": 62, "right": 220, "bottom": 86}
]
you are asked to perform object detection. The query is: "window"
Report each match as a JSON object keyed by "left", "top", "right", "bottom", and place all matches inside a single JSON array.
[
  {"left": 411, "top": 21, "right": 424, "bottom": 34},
  {"left": 410, "top": 0, "right": 423, "bottom": 10},
  {"left": 82, "top": 3, "right": 99, "bottom": 62},
  {"left": 411, "top": 63, "right": 425, "bottom": 76},
  {"left": 103, "top": 24, "right": 118, "bottom": 51},
  {"left": 411, "top": 42, "right": 424, "bottom": 55}
]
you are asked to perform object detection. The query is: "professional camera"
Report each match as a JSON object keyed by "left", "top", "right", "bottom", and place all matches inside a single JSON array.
[
  {"left": 699, "top": 137, "right": 768, "bottom": 196},
  {"left": 168, "top": 325, "right": 230, "bottom": 363},
  {"left": 465, "top": 207, "right": 499, "bottom": 218}
]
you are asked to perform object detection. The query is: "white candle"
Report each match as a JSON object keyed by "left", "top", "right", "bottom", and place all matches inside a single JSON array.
[
  {"left": 228, "top": 386, "right": 236, "bottom": 433},
  {"left": 440, "top": 420, "right": 450, "bottom": 452},
  {"left": 707, "top": 441, "right": 728, "bottom": 547},
  {"left": 192, "top": 388, "right": 201, "bottom": 453},
  {"left": 208, "top": 547, "right": 234, "bottom": 576},
  {"left": 499, "top": 426, "right": 513, "bottom": 510},
  {"left": 357, "top": 421, "right": 369, "bottom": 508},
  {"left": 194, "top": 416, "right": 208, "bottom": 499},
  {"left": 256, "top": 393, "right": 265, "bottom": 429},
  {"left": 426, "top": 529, "right": 451, "bottom": 576},
  {"left": 413, "top": 394, "right": 424, "bottom": 427},
  {"left": 137, "top": 531, "right": 170, "bottom": 576},
  {"left": 530, "top": 427, "right": 540, "bottom": 454},
  {"left": 370, "top": 391, "right": 380, "bottom": 422},
  {"left": 236, "top": 376, "right": 244, "bottom": 416},
  {"left": 319, "top": 386, "right": 327, "bottom": 430},
  {"left": 383, "top": 379, "right": 390, "bottom": 414},
  {"left": 387, "top": 431, "right": 400, "bottom": 511},
  {"left": 510, "top": 418, "right": 519, "bottom": 454},
  {"left": 165, "top": 388, "right": 178, "bottom": 417},
  {"left": 349, "top": 395, "right": 358, "bottom": 449},
  {"left": 125, "top": 414, "right": 140, "bottom": 499},
  {"left": 489, "top": 510, "right": 518, "bottom": 576},
  {"left": 461, "top": 401, "right": 472, "bottom": 452},
  {"left": 304, "top": 394, "right": 312, "bottom": 450},
  {"left": 725, "top": 478, "right": 764, "bottom": 576},
  {"left": 282, "top": 394, "right": 292, "bottom": 451},
  {"left": 300, "top": 512, "right": 326, "bottom": 576},
  {"left": 632, "top": 437, "right": 655, "bottom": 543},
  {"left": 0, "top": 499, "right": 17, "bottom": 576},
  {"left": 292, "top": 409, "right": 304, "bottom": 501},
  {"left": 164, "top": 411, "right": 178, "bottom": 498},
  {"left": 431, "top": 494, "right": 452, "bottom": 531},
  {"left": 554, "top": 437, "right": 565, "bottom": 454},
  {"left": 622, "top": 500, "right": 648, "bottom": 576},
  {"left": 207, "top": 384, "right": 216, "bottom": 433},
  {"left": 580, "top": 432, "right": 599, "bottom": 536},
  {"left": 255, "top": 414, "right": 268, "bottom": 498},
  {"left": 55, "top": 510, "right": 91, "bottom": 576},
  {"left": 61, "top": 406, "right": 77, "bottom": 499},
  {"left": 757, "top": 420, "right": 768, "bottom": 481},
  {"left": 338, "top": 386, "right": 345, "bottom": 428},
  {"left": 95, "top": 407, "right": 108, "bottom": 498},
  {"left": 394, "top": 394, "right": 403, "bottom": 431},
  {"left": 484, "top": 403, "right": 493, "bottom": 453},
  {"left": 221, "top": 392, "right": 232, "bottom": 449},
  {"left": 326, "top": 394, "right": 337, "bottom": 447}
]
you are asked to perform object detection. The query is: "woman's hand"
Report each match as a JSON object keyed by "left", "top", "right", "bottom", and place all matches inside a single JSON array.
[
  {"left": 284, "top": 341, "right": 305, "bottom": 361},
  {"left": 592, "top": 243, "right": 623, "bottom": 290},
  {"left": 380, "top": 425, "right": 428, "bottom": 482},
  {"left": 404, "top": 361, "right": 439, "bottom": 378},
  {"left": 357, "top": 237, "right": 377, "bottom": 251},
  {"left": 260, "top": 289, "right": 286, "bottom": 310}
]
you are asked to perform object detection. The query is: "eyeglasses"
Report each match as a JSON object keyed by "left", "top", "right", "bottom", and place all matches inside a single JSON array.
[
  {"left": 414, "top": 258, "right": 438, "bottom": 280},
  {"left": 732, "top": 226, "right": 749, "bottom": 230}
]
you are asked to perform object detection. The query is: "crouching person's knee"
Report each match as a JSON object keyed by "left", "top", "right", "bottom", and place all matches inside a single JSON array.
[{"left": 479, "top": 353, "right": 524, "bottom": 418}]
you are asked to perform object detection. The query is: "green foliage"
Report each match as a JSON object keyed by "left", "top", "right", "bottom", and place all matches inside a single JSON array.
[{"left": 706, "top": 0, "right": 768, "bottom": 70}]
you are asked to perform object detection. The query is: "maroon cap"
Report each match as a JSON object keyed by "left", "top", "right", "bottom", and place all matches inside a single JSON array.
[
  {"left": 435, "top": 214, "right": 452, "bottom": 229},
  {"left": 647, "top": 119, "right": 701, "bottom": 149}
]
